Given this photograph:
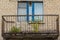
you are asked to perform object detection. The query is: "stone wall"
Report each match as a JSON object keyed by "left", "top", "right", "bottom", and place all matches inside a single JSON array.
[{"left": 0, "top": 0, "right": 17, "bottom": 40}]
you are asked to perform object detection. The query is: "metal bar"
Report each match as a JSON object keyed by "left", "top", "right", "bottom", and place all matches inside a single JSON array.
[
  {"left": 2, "top": 14, "right": 59, "bottom": 17},
  {"left": 56, "top": 15, "right": 59, "bottom": 35},
  {"left": 2, "top": 16, "right": 5, "bottom": 36}
]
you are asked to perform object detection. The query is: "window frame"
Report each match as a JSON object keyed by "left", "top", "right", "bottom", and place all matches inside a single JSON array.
[{"left": 17, "top": 1, "right": 43, "bottom": 22}]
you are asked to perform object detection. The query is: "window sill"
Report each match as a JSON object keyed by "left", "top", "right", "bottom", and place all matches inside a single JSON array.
[{"left": 28, "top": 21, "right": 45, "bottom": 24}]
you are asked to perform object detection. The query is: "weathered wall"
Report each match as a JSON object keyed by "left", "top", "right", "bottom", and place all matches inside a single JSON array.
[
  {"left": 44, "top": 0, "right": 60, "bottom": 40},
  {"left": 0, "top": 0, "right": 60, "bottom": 40},
  {"left": 0, "top": 0, "right": 17, "bottom": 40},
  {"left": 44, "top": 0, "right": 60, "bottom": 31}
]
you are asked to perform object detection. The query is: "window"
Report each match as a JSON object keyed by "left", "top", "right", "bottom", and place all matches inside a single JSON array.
[
  {"left": 28, "top": 2, "right": 43, "bottom": 22},
  {"left": 17, "top": 1, "right": 43, "bottom": 22}
]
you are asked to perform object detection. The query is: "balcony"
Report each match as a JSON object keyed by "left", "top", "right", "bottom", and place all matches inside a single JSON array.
[{"left": 2, "top": 14, "right": 59, "bottom": 40}]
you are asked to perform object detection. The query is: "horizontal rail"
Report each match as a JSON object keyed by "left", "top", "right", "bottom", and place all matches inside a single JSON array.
[{"left": 2, "top": 14, "right": 59, "bottom": 17}]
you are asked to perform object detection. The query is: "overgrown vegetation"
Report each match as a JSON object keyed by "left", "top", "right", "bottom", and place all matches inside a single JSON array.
[
  {"left": 10, "top": 26, "right": 21, "bottom": 33},
  {"left": 32, "top": 23, "right": 39, "bottom": 32},
  {"left": 31, "top": 18, "right": 42, "bottom": 32}
]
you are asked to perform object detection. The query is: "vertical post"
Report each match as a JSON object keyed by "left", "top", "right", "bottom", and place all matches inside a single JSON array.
[
  {"left": 27, "top": 2, "right": 29, "bottom": 22},
  {"left": 32, "top": 2, "right": 34, "bottom": 21},
  {"left": 56, "top": 15, "right": 59, "bottom": 36},
  {"left": 57, "top": 16, "right": 59, "bottom": 35},
  {"left": 2, "top": 16, "right": 4, "bottom": 36}
]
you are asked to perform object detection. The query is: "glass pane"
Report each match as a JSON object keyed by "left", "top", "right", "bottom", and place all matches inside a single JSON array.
[
  {"left": 17, "top": 3, "right": 27, "bottom": 22},
  {"left": 34, "top": 3, "right": 43, "bottom": 15},
  {"left": 34, "top": 3, "right": 43, "bottom": 21},
  {"left": 18, "top": 3, "right": 27, "bottom": 8},
  {"left": 18, "top": 8, "right": 27, "bottom": 15},
  {"left": 29, "top": 3, "right": 32, "bottom": 21}
]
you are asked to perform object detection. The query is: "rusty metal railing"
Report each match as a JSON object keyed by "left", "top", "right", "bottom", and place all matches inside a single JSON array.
[{"left": 2, "top": 14, "right": 59, "bottom": 39}]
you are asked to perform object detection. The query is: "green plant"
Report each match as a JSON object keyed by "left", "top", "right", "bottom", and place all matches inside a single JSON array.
[
  {"left": 32, "top": 23, "right": 39, "bottom": 32},
  {"left": 30, "top": 18, "right": 42, "bottom": 32},
  {"left": 10, "top": 26, "right": 21, "bottom": 33},
  {"left": 31, "top": 21, "right": 39, "bottom": 32}
]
